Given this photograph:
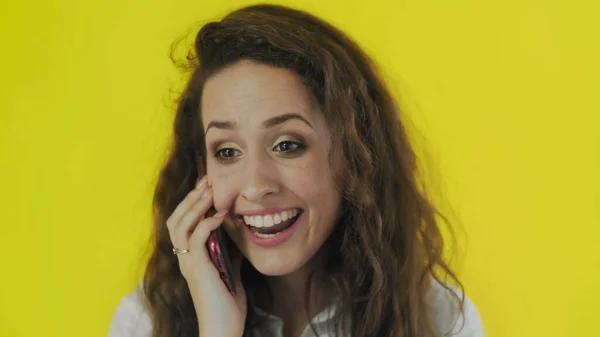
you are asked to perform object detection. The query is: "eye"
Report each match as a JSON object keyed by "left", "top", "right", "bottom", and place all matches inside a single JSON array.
[
  {"left": 273, "top": 140, "right": 305, "bottom": 153},
  {"left": 214, "top": 148, "right": 241, "bottom": 163}
]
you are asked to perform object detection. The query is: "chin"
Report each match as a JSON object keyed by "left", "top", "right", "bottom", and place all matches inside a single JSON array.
[{"left": 245, "top": 254, "right": 304, "bottom": 276}]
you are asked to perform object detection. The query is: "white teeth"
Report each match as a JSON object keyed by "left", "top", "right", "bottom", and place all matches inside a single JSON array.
[
  {"left": 254, "top": 232, "right": 283, "bottom": 239},
  {"left": 242, "top": 209, "right": 299, "bottom": 228},
  {"left": 254, "top": 216, "right": 263, "bottom": 228}
]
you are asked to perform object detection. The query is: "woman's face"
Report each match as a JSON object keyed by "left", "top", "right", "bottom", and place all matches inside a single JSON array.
[{"left": 202, "top": 60, "right": 341, "bottom": 276}]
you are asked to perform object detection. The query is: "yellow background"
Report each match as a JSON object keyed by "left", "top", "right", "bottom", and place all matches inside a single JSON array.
[{"left": 1, "top": 0, "right": 598, "bottom": 336}]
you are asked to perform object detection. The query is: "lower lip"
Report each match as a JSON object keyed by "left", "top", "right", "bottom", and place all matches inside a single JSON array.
[{"left": 243, "top": 213, "right": 302, "bottom": 248}]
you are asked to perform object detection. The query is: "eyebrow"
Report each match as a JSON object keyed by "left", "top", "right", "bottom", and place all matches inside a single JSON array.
[{"left": 204, "top": 112, "right": 314, "bottom": 134}]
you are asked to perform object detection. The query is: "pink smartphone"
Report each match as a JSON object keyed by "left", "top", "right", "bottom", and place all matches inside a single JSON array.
[
  {"left": 206, "top": 208, "right": 236, "bottom": 295},
  {"left": 197, "top": 159, "right": 235, "bottom": 295}
]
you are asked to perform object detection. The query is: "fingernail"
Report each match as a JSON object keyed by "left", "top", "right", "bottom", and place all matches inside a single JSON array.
[
  {"left": 213, "top": 210, "right": 228, "bottom": 218},
  {"left": 196, "top": 176, "right": 207, "bottom": 190},
  {"left": 201, "top": 187, "right": 212, "bottom": 199}
]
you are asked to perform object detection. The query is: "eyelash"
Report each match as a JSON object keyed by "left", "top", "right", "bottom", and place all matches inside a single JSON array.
[
  {"left": 213, "top": 140, "right": 306, "bottom": 163},
  {"left": 273, "top": 140, "right": 305, "bottom": 153},
  {"left": 214, "top": 148, "right": 240, "bottom": 163}
]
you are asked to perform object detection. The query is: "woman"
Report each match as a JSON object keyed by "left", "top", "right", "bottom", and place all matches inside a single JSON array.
[{"left": 109, "top": 4, "right": 484, "bottom": 337}]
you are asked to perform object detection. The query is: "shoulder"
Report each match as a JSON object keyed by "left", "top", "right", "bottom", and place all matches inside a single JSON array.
[
  {"left": 429, "top": 279, "right": 485, "bottom": 337},
  {"left": 108, "top": 285, "right": 152, "bottom": 337}
]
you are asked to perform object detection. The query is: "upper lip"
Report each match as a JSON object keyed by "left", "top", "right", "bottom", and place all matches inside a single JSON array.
[{"left": 235, "top": 207, "right": 301, "bottom": 216}]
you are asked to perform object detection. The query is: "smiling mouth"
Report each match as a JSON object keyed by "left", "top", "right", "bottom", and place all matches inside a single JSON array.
[{"left": 236, "top": 208, "right": 303, "bottom": 238}]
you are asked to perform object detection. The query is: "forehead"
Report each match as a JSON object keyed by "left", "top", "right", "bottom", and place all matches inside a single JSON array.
[{"left": 201, "top": 60, "right": 318, "bottom": 124}]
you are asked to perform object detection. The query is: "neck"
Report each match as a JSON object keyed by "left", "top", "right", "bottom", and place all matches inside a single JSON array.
[
  {"left": 265, "top": 266, "right": 324, "bottom": 315},
  {"left": 255, "top": 247, "right": 336, "bottom": 336}
]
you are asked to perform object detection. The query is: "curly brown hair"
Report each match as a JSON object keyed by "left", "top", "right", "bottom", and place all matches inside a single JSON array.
[{"left": 142, "top": 3, "right": 463, "bottom": 337}]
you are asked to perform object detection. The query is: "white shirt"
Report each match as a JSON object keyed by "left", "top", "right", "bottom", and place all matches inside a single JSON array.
[{"left": 108, "top": 281, "right": 484, "bottom": 337}]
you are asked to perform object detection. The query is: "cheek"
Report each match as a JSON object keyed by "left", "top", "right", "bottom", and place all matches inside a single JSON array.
[
  {"left": 289, "top": 157, "right": 339, "bottom": 205},
  {"left": 207, "top": 165, "right": 239, "bottom": 212}
]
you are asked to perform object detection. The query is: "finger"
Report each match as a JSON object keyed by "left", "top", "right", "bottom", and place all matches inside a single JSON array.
[
  {"left": 170, "top": 187, "right": 215, "bottom": 248},
  {"left": 188, "top": 210, "right": 228, "bottom": 250},
  {"left": 166, "top": 176, "right": 208, "bottom": 231},
  {"left": 167, "top": 176, "right": 208, "bottom": 229}
]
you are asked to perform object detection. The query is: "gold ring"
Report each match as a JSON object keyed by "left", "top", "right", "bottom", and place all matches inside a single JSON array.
[{"left": 172, "top": 247, "right": 190, "bottom": 255}]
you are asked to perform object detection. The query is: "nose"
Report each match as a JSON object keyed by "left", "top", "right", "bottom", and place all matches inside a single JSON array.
[{"left": 241, "top": 155, "right": 280, "bottom": 203}]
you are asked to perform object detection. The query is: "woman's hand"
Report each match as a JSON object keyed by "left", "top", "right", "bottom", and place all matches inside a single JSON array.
[{"left": 166, "top": 176, "right": 246, "bottom": 337}]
